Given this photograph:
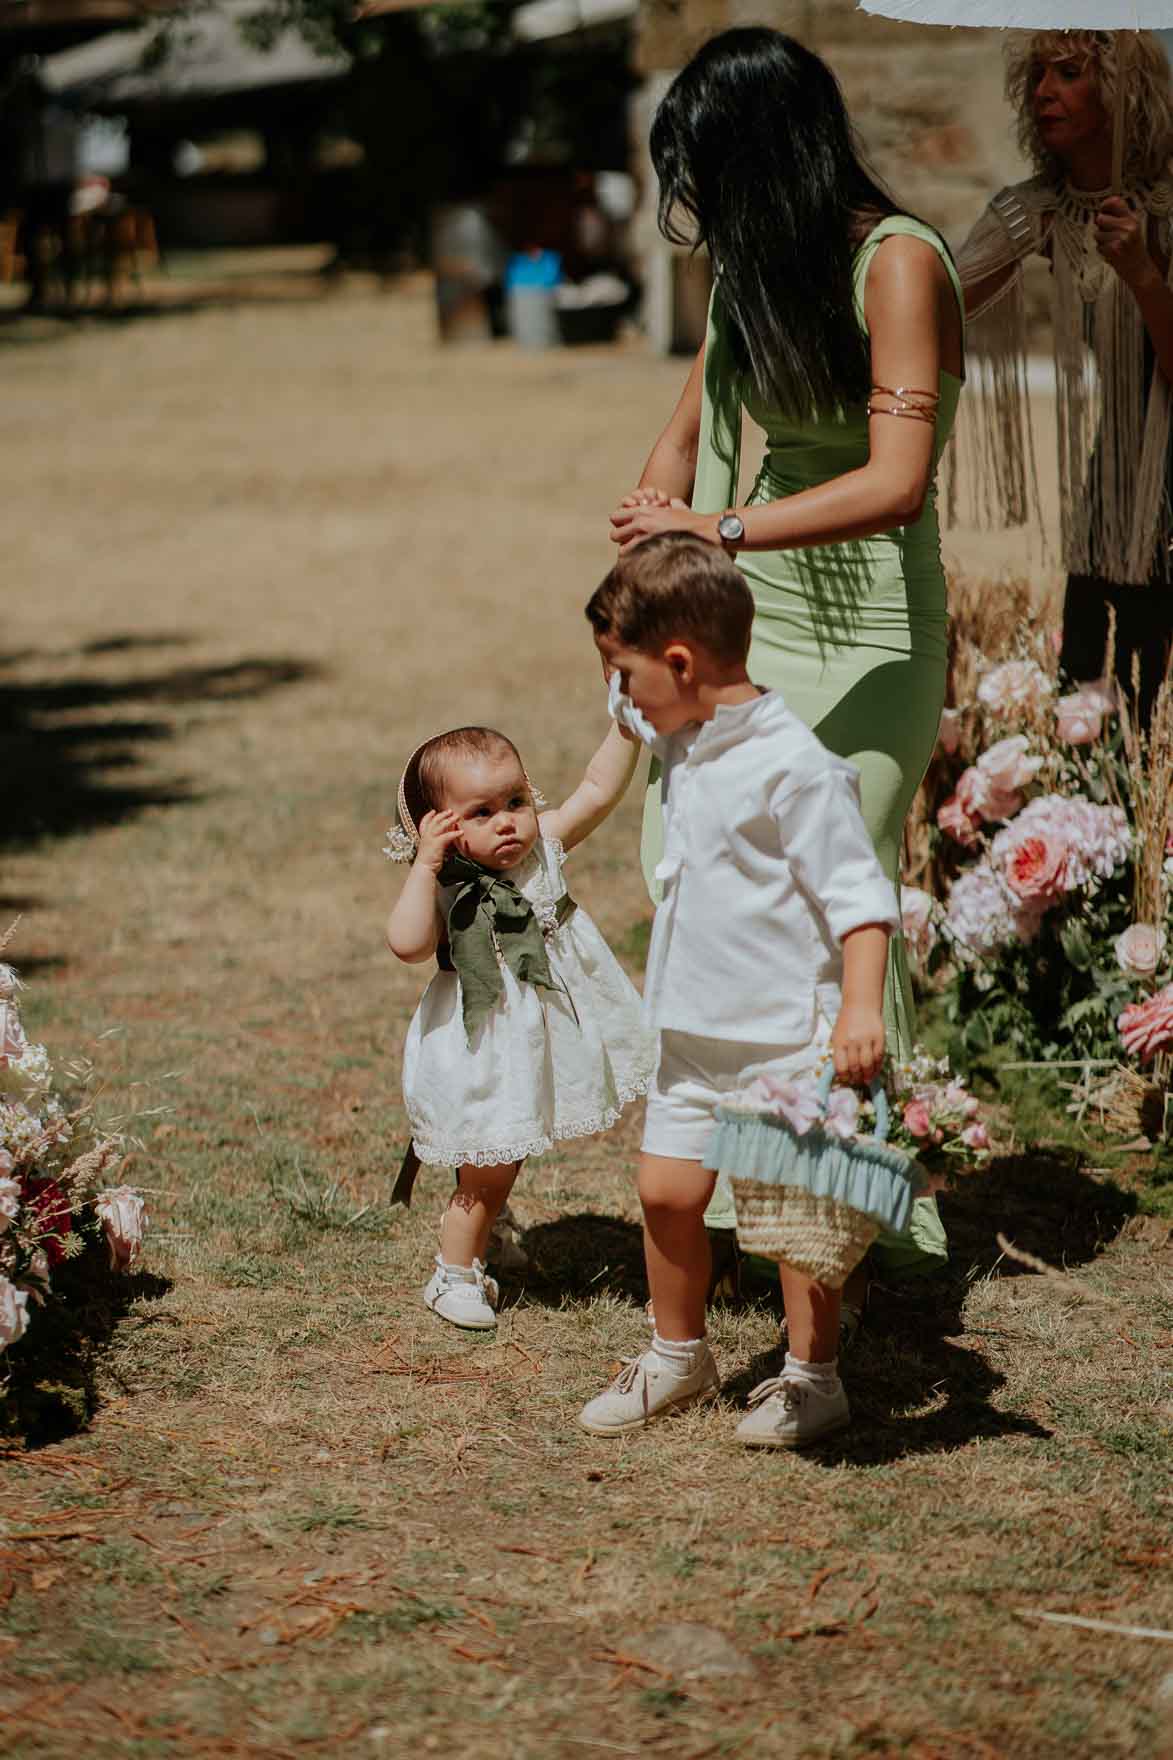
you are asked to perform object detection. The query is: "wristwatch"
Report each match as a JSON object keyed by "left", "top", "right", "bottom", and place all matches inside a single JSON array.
[{"left": 717, "top": 511, "right": 746, "bottom": 547}]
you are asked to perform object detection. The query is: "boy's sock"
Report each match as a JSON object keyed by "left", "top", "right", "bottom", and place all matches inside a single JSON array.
[
  {"left": 783, "top": 1351, "right": 840, "bottom": 1391},
  {"left": 651, "top": 1330, "right": 709, "bottom": 1373}
]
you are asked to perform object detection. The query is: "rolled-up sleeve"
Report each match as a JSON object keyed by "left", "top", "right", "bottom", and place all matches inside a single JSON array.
[{"left": 773, "top": 768, "right": 899, "bottom": 945}]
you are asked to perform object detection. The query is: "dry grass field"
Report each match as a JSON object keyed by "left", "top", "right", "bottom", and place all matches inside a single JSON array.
[{"left": 1, "top": 263, "right": 1171, "bottom": 1759}]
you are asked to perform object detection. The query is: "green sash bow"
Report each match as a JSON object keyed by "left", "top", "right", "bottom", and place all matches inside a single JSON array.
[{"left": 439, "top": 849, "right": 566, "bottom": 1042}]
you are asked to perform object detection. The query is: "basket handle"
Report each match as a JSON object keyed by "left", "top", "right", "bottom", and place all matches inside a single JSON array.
[{"left": 816, "top": 1063, "right": 891, "bottom": 1143}]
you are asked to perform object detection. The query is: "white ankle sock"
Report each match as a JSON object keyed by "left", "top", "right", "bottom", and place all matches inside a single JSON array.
[
  {"left": 784, "top": 1351, "right": 840, "bottom": 1392},
  {"left": 652, "top": 1331, "right": 707, "bottom": 1372}
]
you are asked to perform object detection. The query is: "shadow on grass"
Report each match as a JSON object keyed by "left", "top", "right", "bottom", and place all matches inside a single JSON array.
[
  {"left": 1, "top": 1255, "right": 173, "bottom": 1448},
  {"left": 0, "top": 640, "right": 323, "bottom": 850},
  {"left": 519, "top": 1148, "right": 1138, "bottom": 1462}
]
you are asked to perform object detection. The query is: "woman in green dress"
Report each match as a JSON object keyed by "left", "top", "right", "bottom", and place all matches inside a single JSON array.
[{"left": 611, "top": 27, "right": 964, "bottom": 1307}]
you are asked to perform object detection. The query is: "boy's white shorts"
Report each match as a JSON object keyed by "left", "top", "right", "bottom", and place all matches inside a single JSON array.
[{"left": 641, "top": 1016, "right": 833, "bottom": 1165}]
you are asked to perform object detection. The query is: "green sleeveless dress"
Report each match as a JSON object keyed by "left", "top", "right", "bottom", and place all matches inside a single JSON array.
[{"left": 643, "top": 216, "right": 963, "bottom": 1273}]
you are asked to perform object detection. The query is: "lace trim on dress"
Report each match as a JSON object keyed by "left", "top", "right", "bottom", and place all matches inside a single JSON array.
[{"left": 411, "top": 1074, "right": 654, "bottom": 1168}]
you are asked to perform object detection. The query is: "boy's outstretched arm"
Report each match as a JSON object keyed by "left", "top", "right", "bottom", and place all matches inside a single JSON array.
[
  {"left": 540, "top": 722, "right": 640, "bottom": 853},
  {"left": 831, "top": 924, "right": 889, "bottom": 1085}
]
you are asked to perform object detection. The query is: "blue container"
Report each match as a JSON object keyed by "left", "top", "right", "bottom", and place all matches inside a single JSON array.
[{"left": 505, "top": 250, "right": 562, "bottom": 349}]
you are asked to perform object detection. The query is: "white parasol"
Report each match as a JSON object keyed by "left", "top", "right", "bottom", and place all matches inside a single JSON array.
[{"left": 857, "top": 1, "right": 1173, "bottom": 189}]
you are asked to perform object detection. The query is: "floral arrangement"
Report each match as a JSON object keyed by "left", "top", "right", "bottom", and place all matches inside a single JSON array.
[
  {"left": 0, "top": 936, "right": 148, "bottom": 1375},
  {"left": 902, "top": 582, "right": 1173, "bottom": 1134},
  {"left": 733, "top": 1047, "right": 991, "bottom": 1171}
]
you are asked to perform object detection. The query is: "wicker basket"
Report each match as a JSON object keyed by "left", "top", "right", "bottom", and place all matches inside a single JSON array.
[
  {"left": 728, "top": 1182, "right": 880, "bottom": 1286},
  {"left": 704, "top": 1069, "right": 922, "bottom": 1289}
]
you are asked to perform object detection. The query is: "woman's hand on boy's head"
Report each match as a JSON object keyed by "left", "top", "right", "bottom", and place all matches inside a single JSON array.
[
  {"left": 415, "top": 809, "right": 462, "bottom": 874},
  {"left": 830, "top": 1004, "right": 885, "bottom": 1086},
  {"left": 609, "top": 494, "right": 695, "bottom": 551}
]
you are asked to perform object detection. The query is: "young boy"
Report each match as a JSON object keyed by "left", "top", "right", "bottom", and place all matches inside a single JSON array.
[{"left": 580, "top": 532, "right": 900, "bottom": 1447}]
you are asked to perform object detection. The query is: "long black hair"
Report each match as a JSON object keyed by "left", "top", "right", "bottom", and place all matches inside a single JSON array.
[{"left": 651, "top": 28, "right": 899, "bottom": 420}]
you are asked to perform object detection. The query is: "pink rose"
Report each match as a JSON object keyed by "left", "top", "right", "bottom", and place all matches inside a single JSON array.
[
  {"left": 1117, "top": 984, "right": 1173, "bottom": 1062},
  {"left": 974, "top": 735, "right": 1041, "bottom": 820},
  {"left": 903, "top": 1100, "right": 932, "bottom": 1139},
  {"left": 1003, "top": 834, "right": 1070, "bottom": 907},
  {"left": 938, "top": 708, "right": 963, "bottom": 756},
  {"left": 938, "top": 793, "right": 982, "bottom": 848},
  {"left": 962, "top": 1122, "right": 990, "bottom": 1151},
  {"left": 1056, "top": 690, "right": 1103, "bottom": 746},
  {"left": 1114, "top": 924, "right": 1167, "bottom": 981}
]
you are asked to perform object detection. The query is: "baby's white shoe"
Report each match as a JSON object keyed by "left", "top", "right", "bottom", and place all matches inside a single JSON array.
[
  {"left": 735, "top": 1373, "right": 849, "bottom": 1449},
  {"left": 579, "top": 1336, "right": 719, "bottom": 1435},
  {"left": 423, "top": 1256, "right": 499, "bottom": 1331}
]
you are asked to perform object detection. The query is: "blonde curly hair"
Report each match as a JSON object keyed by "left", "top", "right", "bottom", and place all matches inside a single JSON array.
[{"left": 1005, "top": 30, "right": 1173, "bottom": 185}]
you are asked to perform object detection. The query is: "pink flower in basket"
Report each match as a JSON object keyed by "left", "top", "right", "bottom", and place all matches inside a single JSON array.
[
  {"left": 1002, "top": 833, "right": 1070, "bottom": 907},
  {"left": 1117, "top": 984, "right": 1173, "bottom": 1063},
  {"left": 0, "top": 1276, "right": 30, "bottom": 1351},
  {"left": 902, "top": 1099, "right": 932, "bottom": 1139},
  {"left": 962, "top": 1121, "right": 990, "bottom": 1151},
  {"left": 938, "top": 793, "right": 982, "bottom": 848},
  {"left": 823, "top": 1087, "right": 861, "bottom": 1140},
  {"left": 1114, "top": 924, "right": 1167, "bottom": 981}
]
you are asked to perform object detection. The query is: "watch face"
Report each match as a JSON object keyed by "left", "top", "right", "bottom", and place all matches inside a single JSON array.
[{"left": 718, "top": 514, "right": 745, "bottom": 542}]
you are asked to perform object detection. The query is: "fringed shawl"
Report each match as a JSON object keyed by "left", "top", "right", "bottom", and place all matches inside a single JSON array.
[{"left": 950, "top": 171, "right": 1173, "bottom": 586}]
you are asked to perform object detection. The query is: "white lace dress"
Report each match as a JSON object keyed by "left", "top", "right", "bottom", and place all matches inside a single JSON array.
[{"left": 403, "top": 836, "right": 657, "bottom": 1167}]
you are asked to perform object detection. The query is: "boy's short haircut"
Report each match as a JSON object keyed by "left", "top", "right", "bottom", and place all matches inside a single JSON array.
[
  {"left": 585, "top": 532, "right": 754, "bottom": 666},
  {"left": 409, "top": 727, "right": 520, "bottom": 822}
]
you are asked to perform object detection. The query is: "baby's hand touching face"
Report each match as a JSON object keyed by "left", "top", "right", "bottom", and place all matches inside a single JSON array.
[{"left": 416, "top": 808, "right": 463, "bottom": 874}]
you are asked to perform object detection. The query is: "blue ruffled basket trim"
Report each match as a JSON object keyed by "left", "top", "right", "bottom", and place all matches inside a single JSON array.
[{"left": 703, "top": 1106, "right": 925, "bottom": 1235}]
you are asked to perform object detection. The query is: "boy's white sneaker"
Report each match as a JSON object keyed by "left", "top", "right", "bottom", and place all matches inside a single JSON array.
[
  {"left": 578, "top": 1342, "right": 720, "bottom": 1436},
  {"left": 735, "top": 1375, "right": 850, "bottom": 1449},
  {"left": 423, "top": 1256, "right": 499, "bottom": 1331}
]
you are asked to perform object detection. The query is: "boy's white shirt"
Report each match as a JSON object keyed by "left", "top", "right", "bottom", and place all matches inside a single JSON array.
[{"left": 643, "top": 689, "right": 899, "bottom": 1045}]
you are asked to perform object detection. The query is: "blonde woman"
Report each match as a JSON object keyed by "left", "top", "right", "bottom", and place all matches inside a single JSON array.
[{"left": 955, "top": 30, "right": 1173, "bottom": 720}]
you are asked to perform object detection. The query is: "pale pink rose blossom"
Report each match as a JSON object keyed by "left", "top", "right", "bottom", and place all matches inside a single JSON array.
[
  {"left": 943, "top": 1081, "right": 970, "bottom": 1111},
  {"left": 976, "top": 658, "right": 1054, "bottom": 722},
  {"left": 1114, "top": 924, "right": 1167, "bottom": 980},
  {"left": 0, "top": 1276, "right": 29, "bottom": 1351},
  {"left": 962, "top": 1122, "right": 990, "bottom": 1151},
  {"left": 0, "top": 1149, "right": 13, "bottom": 1174},
  {"left": 991, "top": 796, "right": 1129, "bottom": 890},
  {"left": 903, "top": 1100, "right": 932, "bottom": 1139},
  {"left": 938, "top": 793, "right": 982, "bottom": 848},
  {"left": 1054, "top": 681, "right": 1115, "bottom": 745},
  {"left": 95, "top": 1186, "right": 147, "bottom": 1272},
  {"left": 937, "top": 708, "right": 963, "bottom": 756},
  {"left": 823, "top": 1087, "right": 861, "bottom": 1140},
  {"left": 901, "top": 888, "right": 936, "bottom": 963},
  {"left": 1117, "top": 984, "right": 1173, "bottom": 1062},
  {"left": 976, "top": 734, "right": 1042, "bottom": 800},
  {"left": 1003, "top": 833, "right": 1070, "bottom": 907}
]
